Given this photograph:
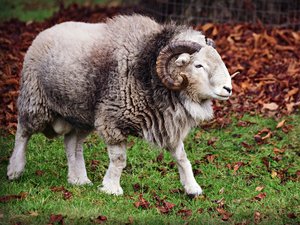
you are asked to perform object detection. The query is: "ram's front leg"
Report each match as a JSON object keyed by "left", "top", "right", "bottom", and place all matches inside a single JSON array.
[
  {"left": 171, "top": 141, "right": 202, "bottom": 197},
  {"left": 99, "top": 143, "right": 126, "bottom": 195}
]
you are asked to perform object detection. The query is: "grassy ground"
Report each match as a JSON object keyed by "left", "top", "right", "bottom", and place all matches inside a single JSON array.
[
  {"left": 0, "top": 114, "right": 299, "bottom": 224},
  {"left": 0, "top": 0, "right": 111, "bottom": 22}
]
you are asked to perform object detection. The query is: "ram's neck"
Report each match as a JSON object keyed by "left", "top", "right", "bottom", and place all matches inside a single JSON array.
[{"left": 180, "top": 94, "right": 214, "bottom": 122}]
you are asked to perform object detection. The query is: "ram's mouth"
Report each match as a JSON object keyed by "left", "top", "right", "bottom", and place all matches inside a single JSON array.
[
  {"left": 215, "top": 94, "right": 230, "bottom": 100},
  {"left": 217, "top": 94, "right": 230, "bottom": 98}
]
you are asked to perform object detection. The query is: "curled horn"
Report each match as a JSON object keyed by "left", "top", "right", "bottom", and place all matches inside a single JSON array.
[{"left": 156, "top": 41, "right": 202, "bottom": 90}]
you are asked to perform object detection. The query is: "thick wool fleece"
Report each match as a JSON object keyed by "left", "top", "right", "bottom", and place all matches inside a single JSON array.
[{"left": 18, "top": 15, "right": 213, "bottom": 149}]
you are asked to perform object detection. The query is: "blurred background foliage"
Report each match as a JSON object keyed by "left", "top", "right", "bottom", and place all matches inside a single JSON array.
[{"left": 0, "top": 0, "right": 299, "bottom": 29}]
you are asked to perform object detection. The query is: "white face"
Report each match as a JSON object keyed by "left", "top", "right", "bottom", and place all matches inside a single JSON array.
[{"left": 175, "top": 46, "right": 232, "bottom": 102}]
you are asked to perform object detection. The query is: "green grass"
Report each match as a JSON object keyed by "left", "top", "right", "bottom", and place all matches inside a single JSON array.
[
  {"left": 0, "top": 0, "right": 111, "bottom": 22},
  {"left": 0, "top": 114, "right": 300, "bottom": 224}
]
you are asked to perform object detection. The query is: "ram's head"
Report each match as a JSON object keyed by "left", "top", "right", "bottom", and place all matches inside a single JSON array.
[{"left": 156, "top": 41, "right": 232, "bottom": 102}]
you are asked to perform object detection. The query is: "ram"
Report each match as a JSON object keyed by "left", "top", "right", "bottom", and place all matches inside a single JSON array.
[{"left": 7, "top": 15, "right": 232, "bottom": 197}]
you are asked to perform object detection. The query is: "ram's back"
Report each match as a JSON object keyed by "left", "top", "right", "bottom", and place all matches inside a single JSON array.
[
  {"left": 20, "top": 22, "right": 108, "bottom": 127},
  {"left": 19, "top": 16, "right": 163, "bottom": 131}
]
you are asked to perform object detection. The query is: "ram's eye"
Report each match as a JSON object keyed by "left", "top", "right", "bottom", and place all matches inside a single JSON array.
[{"left": 195, "top": 64, "right": 203, "bottom": 68}]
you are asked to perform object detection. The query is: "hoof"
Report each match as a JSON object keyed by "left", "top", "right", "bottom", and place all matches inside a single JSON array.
[
  {"left": 184, "top": 183, "right": 203, "bottom": 198},
  {"left": 99, "top": 184, "right": 123, "bottom": 196},
  {"left": 68, "top": 177, "right": 93, "bottom": 186},
  {"left": 187, "top": 193, "right": 200, "bottom": 199},
  {"left": 7, "top": 164, "right": 24, "bottom": 180}
]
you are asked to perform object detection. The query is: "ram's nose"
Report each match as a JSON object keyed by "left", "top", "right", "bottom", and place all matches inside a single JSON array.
[
  {"left": 223, "top": 86, "right": 232, "bottom": 94},
  {"left": 213, "top": 84, "right": 232, "bottom": 100}
]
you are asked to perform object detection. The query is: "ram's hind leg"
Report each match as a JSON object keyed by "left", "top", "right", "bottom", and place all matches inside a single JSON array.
[
  {"left": 64, "top": 130, "right": 92, "bottom": 185},
  {"left": 7, "top": 123, "right": 31, "bottom": 180},
  {"left": 99, "top": 143, "right": 126, "bottom": 195}
]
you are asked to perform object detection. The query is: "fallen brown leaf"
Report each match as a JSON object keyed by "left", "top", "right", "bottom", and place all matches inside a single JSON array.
[
  {"left": 50, "top": 186, "right": 66, "bottom": 192},
  {"left": 28, "top": 211, "right": 39, "bottom": 217},
  {"left": 127, "top": 216, "right": 134, "bottom": 224},
  {"left": 126, "top": 140, "right": 135, "bottom": 149},
  {"left": 63, "top": 190, "right": 72, "bottom": 200},
  {"left": 214, "top": 197, "right": 225, "bottom": 208},
  {"left": 168, "top": 161, "right": 176, "bottom": 169},
  {"left": 153, "top": 193, "right": 176, "bottom": 214},
  {"left": 261, "top": 157, "right": 270, "bottom": 170},
  {"left": 91, "top": 160, "right": 100, "bottom": 171},
  {"left": 216, "top": 207, "right": 232, "bottom": 221},
  {"left": 296, "top": 170, "right": 300, "bottom": 181},
  {"left": 254, "top": 211, "right": 261, "bottom": 224},
  {"left": 255, "top": 186, "right": 264, "bottom": 192},
  {"left": 254, "top": 134, "right": 263, "bottom": 144},
  {"left": 276, "top": 119, "right": 286, "bottom": 128},
  {"left": 134, "top": 194, "right": 150, "bottom": 210},
  {"left": 221, "top": 211, "right": 232, "bottom": 221},
  {"left": 156, "top": 152, "right": 164, "bottom": 163},
  {"left": 0, "top": 192, "right": 27, "bottom": 203},
  {"left": 254, "top": 128, "right": 272, "bottom": 143},
  {"left": 282, "top": 124, "right": 294, "bottom": 133},
  {"left": 287, "top": 88, "right": 299, "bottom": 97},
  {"left": 287, "top": 212, "right": 297, "bottom": 219},
  {"left": 233, "top": 161, "right": 245, "bottom": 174},
  {"left": 35, "top": 170, "right": 44, "bottom": 176},
  {"left": 177, "top": 208, "right": 192, "bottom": 219},
  {"left": 193, "top": 168, "right": 202, "bottom": 176},
  {"left": 49, "top": 214, "right": 64, "bottom": 225},
  {"left": 157, "top": 201, "right": 176, "bottom": 214},
  {"left": 263, "top": 102, "right": 279, "bottom": 110},
  {"left": 133, "top": 183, "right": 141, "bottom": 192},
  {"left": 254, "top": 192, "right": 267, "bottom": 201},
  {"left": 207, "top": 137, "right": 218, "bottom": 146},
  {"left": 157, "top": 167, "right": 167, "bottom": 176},
  {"left": 50, "top": 186, "right": 72, "bottom": 200},
  {"left": 273, "top": 147, "right": 285, "bottom": 155},
  {"left": 219, "top": 187, "right": 225, "bottom": 194},
  {"left": 226, "top": 163, "right": 232, "bottom": 170},
  {"left": 94, "top": 215, "right": 107, "bottom": 224},
  {"left": 170, "top": 189, "right": 184, "bottom": 194},
  {"left": 216, "top": 207, "right": 226, "bottom": 214},
  {"left": 271, "top": 170, "right": 278, "bottom": 179},
  {"left": 240, "top": 141, "right": 252, "bottom": 149},
  {"left": 206, "top": 154, "right": 217, "bottom": 163},
  {"left": 237, "top": 120, "right": 255, "bottom": 127},
  {"left": 262, "top": 132, "right": 272, "bottom": 140},
  {"left": 197, "top": 208, "right": 204, "bottom": 214}
]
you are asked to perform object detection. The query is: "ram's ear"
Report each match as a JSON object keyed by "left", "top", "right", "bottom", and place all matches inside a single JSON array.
[
  {"left": 206, "top": 38, "right": 216, "bottom": 48},
  {"left": 175, "top": 53, "right": 191, "bottom": 67}
]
